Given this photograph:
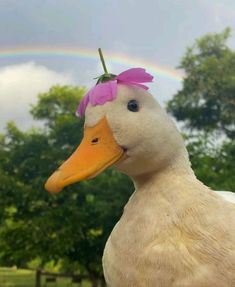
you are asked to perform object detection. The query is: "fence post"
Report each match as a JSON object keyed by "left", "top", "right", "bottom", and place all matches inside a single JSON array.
[{"left": 35, "top": 269, "right": 41, "bottom": 287}]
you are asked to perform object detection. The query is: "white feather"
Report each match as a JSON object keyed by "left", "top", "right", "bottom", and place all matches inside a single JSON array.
[{"left": 214, "top": 191, "right": 235, "bottom": 204}]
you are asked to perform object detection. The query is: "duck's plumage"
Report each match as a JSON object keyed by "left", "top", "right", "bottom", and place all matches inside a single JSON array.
[
  {"left": 46, "top": 72, "right": 235, "bottom": 287},
  {"left": 104, "top": 172, "right": 235, "bottom": 287},
  {"left": 214, "top": 191, "right": 235, "bottom": 204}
]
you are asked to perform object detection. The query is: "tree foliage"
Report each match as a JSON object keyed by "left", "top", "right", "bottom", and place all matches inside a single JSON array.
[
  {"left": 186, "top": 135, "right": 235, "bottom": 191},
  {"left": 167, "top": 29, "right": 235, "bottom": 191},
  {"left": 167, "top": 28, "right": 235, "bottom": 139}
]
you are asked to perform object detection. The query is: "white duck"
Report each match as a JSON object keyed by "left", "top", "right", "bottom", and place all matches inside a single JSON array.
[{"left": 45, "top": 68, "right": 235, "bottom": 287}]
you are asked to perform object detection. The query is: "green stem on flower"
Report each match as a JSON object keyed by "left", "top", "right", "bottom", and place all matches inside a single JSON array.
[{"left": 98, "top": 48, "right": 108, "bottom": 74}]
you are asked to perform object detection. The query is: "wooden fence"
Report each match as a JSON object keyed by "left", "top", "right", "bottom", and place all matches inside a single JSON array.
[{"left": 35, "top": 269, "right": 88, "bottom": 287}]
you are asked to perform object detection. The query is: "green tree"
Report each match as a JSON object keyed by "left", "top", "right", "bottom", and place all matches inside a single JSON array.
[
  {"left": 167, "top": 28, "right": 235, "bottom": 139},
  {"left": 185, "top": 134, "right": 235, "bottom": 191},
  {"left": 0, "top": 85, "right": 133, "bottom": 286},
  {"left": 167, "top": 29, "right": 235, "bottom": 191}
]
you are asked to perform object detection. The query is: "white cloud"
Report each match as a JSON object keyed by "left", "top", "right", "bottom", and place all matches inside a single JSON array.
[{"left": 0, "top": 62, "right": 75, "bottom": 131}]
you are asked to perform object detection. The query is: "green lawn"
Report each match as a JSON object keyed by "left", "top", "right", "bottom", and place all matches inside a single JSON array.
[{"left": 0, "top": 267, "right": 91, "bottom": 287}]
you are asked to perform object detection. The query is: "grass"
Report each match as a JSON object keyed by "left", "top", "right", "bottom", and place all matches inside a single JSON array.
[{"left": 0, "top": 267, "right": 91, "bottom": 287}]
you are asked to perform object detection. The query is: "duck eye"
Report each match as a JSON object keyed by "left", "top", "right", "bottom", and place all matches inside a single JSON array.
[{"left": 127, "top": 99, "right": 139, "bottom": 112}]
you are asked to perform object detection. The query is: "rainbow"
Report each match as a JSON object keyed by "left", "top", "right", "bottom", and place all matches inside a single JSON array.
[{"left": 0, "top": 46, "right": 184, "bottom": 82}]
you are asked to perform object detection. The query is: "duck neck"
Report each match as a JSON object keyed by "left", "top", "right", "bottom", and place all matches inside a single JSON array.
[
  {"left": 119, "top": 155, "right": 205, "bottom": 244},
  {"left": 132, "top": 152, "right": 198, "bottom": 197}
]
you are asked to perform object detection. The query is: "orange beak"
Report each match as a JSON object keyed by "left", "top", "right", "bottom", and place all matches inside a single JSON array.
[{"left": 45, "top": 117, "right": 124, "bottom": 193}]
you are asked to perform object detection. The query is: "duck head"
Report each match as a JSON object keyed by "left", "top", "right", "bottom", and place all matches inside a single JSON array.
[{"left": 45, "top": 68, "right": 189, "bottom": 193}]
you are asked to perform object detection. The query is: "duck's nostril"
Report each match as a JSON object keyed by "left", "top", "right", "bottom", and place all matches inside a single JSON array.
[
  {"left": 91, "top": 137, "right": 99, "bottom": 144},
  {"left": 121, "top": 146, "right": 128, "bottom": 153}
]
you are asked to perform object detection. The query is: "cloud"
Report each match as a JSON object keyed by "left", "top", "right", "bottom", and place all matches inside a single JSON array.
[{"left": 0, "top": 62, "right": 75, "bottom": 131}]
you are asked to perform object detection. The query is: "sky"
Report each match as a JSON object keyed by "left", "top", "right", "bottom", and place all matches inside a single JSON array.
[{"left": 0, "top": 0, "right": 235, "bottom": 131}]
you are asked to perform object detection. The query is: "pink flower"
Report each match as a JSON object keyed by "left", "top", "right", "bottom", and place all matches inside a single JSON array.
[{"left": 76, "top": 68, "right": 154, "bottom": 117}]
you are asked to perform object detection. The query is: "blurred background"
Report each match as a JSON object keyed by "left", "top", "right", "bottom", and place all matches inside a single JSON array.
[{"left": 0, "top": 0, "right": 234, "bottom": 286}]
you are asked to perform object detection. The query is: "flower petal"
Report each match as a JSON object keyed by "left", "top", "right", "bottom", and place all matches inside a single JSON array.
[
  {"left": 76, "top": 93, "right": 90, "bottom": 117},
  {"left": 117, "top": 68, "right": 153, "bottom": 83},
  {"left": 118, "top": 81, "right": 149, "bottom": 90},
  {"left": 76, "top": 81, "right": 117, "bottom": 117},
  {"left": 89, "top": 81, "right": 117, "bottom": 106}
]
